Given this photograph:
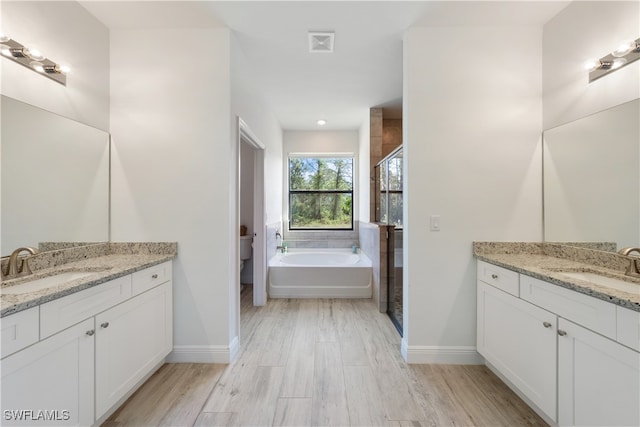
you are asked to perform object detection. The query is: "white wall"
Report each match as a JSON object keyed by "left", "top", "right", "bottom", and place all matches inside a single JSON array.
[
  {"left": 284, "top": 130, "right": 360, "bottom": 154},
  {"left": 231, "top": 33, "right": 283, "bottom": 226},
  {"left": 230, "top": 31, "right": 283, "bottom": 338},
  {"left": 543, "top": 1, "right": 640, "bottom": 129},
  {"left": 0, "top": 1, "right": 109, "bottom": 130},
  {"left": 110, "top": 28, "right": 234, "bottom": 362},
  {"left": 403, "top": 26, "right": 543, "bottom": 363}
]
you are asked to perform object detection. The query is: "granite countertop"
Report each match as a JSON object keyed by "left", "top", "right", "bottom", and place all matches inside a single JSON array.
[
  {"left": 1, "top": 242, "right": 177, "bottom": 317},
  {"left": 474, "top": 242, "right": 640, "bottom": 312}
]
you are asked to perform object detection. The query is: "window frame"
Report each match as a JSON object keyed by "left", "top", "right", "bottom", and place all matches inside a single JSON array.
[{"left": 287, "top": 154, "right": 355, "bottom": 231}]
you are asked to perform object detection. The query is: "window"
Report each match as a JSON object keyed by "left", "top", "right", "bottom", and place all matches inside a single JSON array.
[{"left": 288, "top": 156, "right": 353, "bottom": 230}]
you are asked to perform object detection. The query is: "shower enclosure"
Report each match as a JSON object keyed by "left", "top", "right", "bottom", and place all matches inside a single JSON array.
[{"left": 374, "top": 146, "right": 403, "bottom": 334}]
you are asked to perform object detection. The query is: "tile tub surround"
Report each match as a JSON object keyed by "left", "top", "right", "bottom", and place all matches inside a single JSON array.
[
  {"left": 473, "top": 242, "right": 640, "bottom": 312},
  {"left": 1, "top": 242, "right": 177, "bottom": 317},
  {"left": 282, "top": 222, "right": 359, "bottom": 249}
]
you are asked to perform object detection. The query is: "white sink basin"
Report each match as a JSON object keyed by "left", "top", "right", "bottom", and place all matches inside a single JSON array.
[
  {"left": 1, "top": 271, "right": 94, "bottom": 295},
  {"left": 557, "top": 271, "right": 640, "bottom": 295}
]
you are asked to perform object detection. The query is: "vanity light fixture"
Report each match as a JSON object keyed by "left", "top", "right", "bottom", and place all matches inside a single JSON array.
[
  {"left": 0, "top": 36, "right": 68, "bottom": 85},
  {"left": 586, "top": 36, "right": 640, "bottom": 83}
]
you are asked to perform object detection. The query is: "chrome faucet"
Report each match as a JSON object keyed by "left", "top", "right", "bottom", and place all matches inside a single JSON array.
[
  {"left": 617, "top": 247, "right": 640, "bottom": 277},
  {"left": 2, "top": 247, "right": 39, "bottom": 278}
]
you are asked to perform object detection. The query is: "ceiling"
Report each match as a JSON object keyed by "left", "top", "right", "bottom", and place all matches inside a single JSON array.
[{"left": 80, "top": 1, "right": 570, "bottom": 131}]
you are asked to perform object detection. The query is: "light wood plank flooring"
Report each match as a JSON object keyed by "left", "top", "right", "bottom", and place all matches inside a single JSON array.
[{"left": 104, "top": 287, "right": 547, "bottom": 426}]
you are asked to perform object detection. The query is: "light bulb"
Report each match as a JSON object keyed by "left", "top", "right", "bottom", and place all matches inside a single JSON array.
[
  {"left": 611, "top": 57, "right": 627, "bottom": 69},
  {"left": 30, "top": 61, "right": 44, "bottom": 73},
  {"left": 0, "top": 44, "right": 11, "bottom": 57},
  {"left": 25, "top": 47, "right": 44, "bottom": 61},
  {"left": 58, "top": 64, "right": 71, "bottom": 74},
  {"left": 612, "top": 40, "right": 636, "bottom": 57},
  {"left": 317, "top": 119, "right": 327, "bottom": 126},
  {"left": 0, "top": 32, "right": 10, "bottom": 43},
  {"left": 584, "top": 59, "right": 601, "bottom": 71}
]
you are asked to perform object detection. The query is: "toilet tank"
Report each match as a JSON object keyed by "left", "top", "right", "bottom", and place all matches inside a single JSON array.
[{"left": 240, "top": 235, "right": 253, "bottom": 260}]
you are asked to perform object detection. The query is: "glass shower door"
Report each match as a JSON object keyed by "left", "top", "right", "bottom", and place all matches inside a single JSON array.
[{"left": 375, "top": 147, "right": 403, "bottom": 335}]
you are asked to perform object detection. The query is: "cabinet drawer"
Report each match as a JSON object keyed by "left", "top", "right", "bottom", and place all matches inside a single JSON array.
[
  {"left": 40, "top": 275, "right": 132, "bottom": 339},
  {"left": 520, "top": 274, "right": 617, "bottom": 340},
  {"left": 132, "top": 262, "right": 172, "bottom": 295},
  {"left": 1, "top": 307, "right": 39, "bottom": 359},
  {"left": 477, "top": 260, "right": 519, "bottom": 296},
  {"left": 617, "top": 307, "right": 640, "bottom": 352}
]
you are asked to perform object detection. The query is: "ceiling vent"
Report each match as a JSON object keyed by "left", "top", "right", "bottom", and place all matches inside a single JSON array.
[{"left": 309, "top": 31, "right": 335, "bottom": 53}]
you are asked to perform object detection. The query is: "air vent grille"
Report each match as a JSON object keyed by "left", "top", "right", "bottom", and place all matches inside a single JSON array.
[{"left": 309, "top": 31, "right": 335, "bottom": 53}]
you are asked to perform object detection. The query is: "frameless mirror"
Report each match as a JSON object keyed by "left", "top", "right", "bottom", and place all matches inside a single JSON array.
[
  {"left": 543, "top": 98, "right": 639, "bottom": 251},
  {"left": 1, "top": 96, "right": 110, "bottom": 256}
]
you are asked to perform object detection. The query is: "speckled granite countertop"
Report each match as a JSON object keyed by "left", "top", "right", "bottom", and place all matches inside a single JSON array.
[
  {"left": 474, "top": 242, "right": 640, "bottom": 312},
  {"left": 1, "top": 242, "right": 177, "bottom": 317}
]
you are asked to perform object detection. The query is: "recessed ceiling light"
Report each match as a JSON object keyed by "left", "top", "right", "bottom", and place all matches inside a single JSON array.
[{"left": 317, "top": 119, "right": 327, "bottom": 126}]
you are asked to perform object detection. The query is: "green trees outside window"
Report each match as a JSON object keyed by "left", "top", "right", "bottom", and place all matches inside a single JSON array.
[{"left": 289, "top": 157, "right": 353, "bottom": 229}]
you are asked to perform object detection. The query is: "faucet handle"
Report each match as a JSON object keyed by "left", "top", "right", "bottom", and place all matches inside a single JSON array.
[{"left": 20, "top": 258, "right": 34, "bottom": 275}]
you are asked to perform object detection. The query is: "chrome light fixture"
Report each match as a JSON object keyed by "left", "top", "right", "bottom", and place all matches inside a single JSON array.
[
  {"left": 585, "top": 37, "right": 640, "bottom": 83},
  {"left": 0, "top": 35, "right": 69, "bottom": 85}
]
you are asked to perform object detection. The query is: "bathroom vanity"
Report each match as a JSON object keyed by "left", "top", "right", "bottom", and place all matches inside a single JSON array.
[
  {"left": 474, "top": 243, "right": 640, "bottom": 427},
  {"left": 0, "top": 243, "right": 176, "bottom": 426}
]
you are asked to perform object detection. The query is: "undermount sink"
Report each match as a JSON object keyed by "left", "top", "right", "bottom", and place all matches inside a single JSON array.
[
  {"left": 1, "top": 271, "right": 95, "bottom": 295},
  {"left": 556, "top": 271, "right": 640, "bottom": 295}
]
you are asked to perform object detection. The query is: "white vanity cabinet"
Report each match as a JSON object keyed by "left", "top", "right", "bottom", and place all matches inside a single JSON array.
[
  {"left": 95, "top": 280, "right": 172, "bottom": 419},
  {"left": 1, "top": 319, "right": 95, "bottom": 426},
  {"left": 476, "top": 268, "right": 557, "bottom": 420},
  {"left": 477, "top": 260, "right": 640, "bottom": 427},
  {"left": 0, "top": 261, "right": 173, "bottom": 427},
  {"left": 557, "top": 318, "right": 640, "bottom": 427}
]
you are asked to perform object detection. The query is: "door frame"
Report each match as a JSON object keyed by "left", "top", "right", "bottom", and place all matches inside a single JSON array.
[{"left": 237, "top": 117, "right": 267, "bottom": 306}]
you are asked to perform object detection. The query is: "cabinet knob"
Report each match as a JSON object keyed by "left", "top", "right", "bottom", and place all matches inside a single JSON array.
[
  {"left": 543, "top": 321, "right": 552, "bottom": 329},
  {"left": 100, "top": 322, "right": 110, "bottom": 329},
  {"left": 152, "top": 274, "right": 158, "bottom": 279},
  {"left": 86, "top": 329, "right": 95, "bottom": 336},
  {"left": 557, "top": 330, "right": 567, "bottom": 336},
  {"left": 491, "top": 274, "right": 498, "bottom": 279}
]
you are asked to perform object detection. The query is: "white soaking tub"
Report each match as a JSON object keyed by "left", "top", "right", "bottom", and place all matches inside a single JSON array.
[{"left": 268, "top": 248, "right": 372, "bottom": 298}]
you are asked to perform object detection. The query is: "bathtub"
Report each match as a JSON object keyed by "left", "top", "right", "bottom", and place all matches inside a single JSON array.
[{"left": 268, "top": 248, "right": 372, "bottom": 298}]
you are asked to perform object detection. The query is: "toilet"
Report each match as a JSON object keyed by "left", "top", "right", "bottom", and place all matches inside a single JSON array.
[{"left": 239, "top": 235, "right": 253, "bottom": 272}]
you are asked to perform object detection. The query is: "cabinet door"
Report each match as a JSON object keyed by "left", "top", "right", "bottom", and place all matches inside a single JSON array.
[
  {"left": 95, "top": 281, "right": 172, "bottom": 419},
  {"left": 477, "top": 281, "right": 557, "bottom": 420},
  {"left": 0, "top": 319, "right": 95, "bottom": 426},
  {"left": 558, "top": 318, "right": 640, "bottom": 427}
]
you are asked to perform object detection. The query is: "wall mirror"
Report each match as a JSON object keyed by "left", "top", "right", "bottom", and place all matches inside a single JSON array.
[
  {"left": 1, "top": 95, "right": 110, "bottom": 256},
  {"left": 543, "top": 98, "right": 639, "bottom": 251}
]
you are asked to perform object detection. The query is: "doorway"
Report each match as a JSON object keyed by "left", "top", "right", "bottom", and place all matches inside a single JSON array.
[{"left": 238, "top": 118, "right": 266, "bottom": 307}]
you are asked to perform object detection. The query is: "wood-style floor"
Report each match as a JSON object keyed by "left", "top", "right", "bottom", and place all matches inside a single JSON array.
[{"left": 104, "top": 287, "right": 547, "bottom": 427}]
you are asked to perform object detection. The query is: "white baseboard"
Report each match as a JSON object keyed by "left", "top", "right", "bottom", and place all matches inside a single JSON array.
[
  {"left": 403, "top": 344, "right": 484, "bottom": 364},
  {"left": 166, "top": 344, "right": 234, "bottom": 363}
]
